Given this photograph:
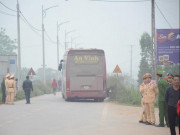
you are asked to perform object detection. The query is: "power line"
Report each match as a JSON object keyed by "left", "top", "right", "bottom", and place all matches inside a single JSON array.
[
  {"left": 20, "top": 16, "right": 57, "bottom": 45},
  {"left": 20, "top": 16, "right": 42, "bottom": 38},
  {"left": 90, "top": 0, "right": 150, "bottom": 2},
  {"left": 0, "top": 1, "right": 17, "bottom": 12},
  {"left": 20, "top": 11, "right": 42, "bottom": 31},
  {"left": 155, "top": 2, "right": 172, "bottom": 29},
  {"left": 44, "top": 29, "right": 56, "bottom": 44},
  {"left": 0, "top": 9, "right": 16, "bottom": 16}
]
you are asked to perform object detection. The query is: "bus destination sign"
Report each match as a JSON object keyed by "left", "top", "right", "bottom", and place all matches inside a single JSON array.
[{"left": 74, "top": 55, "right": 99, "bottom": 64}]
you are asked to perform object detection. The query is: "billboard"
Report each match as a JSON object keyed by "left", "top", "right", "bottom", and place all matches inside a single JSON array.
[
  {"left": 0, "top": 55, "right": 17, "bottom": 77},
  {"left": 156, "top": 29, "right": 180, "bottom": 65}
]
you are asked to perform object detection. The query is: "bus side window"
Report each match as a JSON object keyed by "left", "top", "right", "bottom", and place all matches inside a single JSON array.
[{"left": 58, "top": 60, "right": 64, "bottom": 71}]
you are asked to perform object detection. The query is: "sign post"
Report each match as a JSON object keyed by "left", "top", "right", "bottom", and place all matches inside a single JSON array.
[{"left": 27, "top": 67, "right": 36, "bottom": 80}]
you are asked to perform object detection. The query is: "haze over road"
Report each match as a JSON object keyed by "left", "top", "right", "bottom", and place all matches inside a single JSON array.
[{"left": 0, "top": 92, "right": 176, "bottom": 135}]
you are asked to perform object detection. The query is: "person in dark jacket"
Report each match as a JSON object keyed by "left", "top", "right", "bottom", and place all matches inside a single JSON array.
[
  {"left": 1, "top": 78, "right": 6, "bottom": 104},
  {"left": 165, "top": 75, "right": 180, "bottom": 135},
  {"left": 22, "top": 76, "right": 33, "bottom": 104}
]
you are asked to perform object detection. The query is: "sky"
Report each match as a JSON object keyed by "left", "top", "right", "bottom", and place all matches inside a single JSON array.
[{"left": 0, "top": 0, "right": 179, "bottom": 79}]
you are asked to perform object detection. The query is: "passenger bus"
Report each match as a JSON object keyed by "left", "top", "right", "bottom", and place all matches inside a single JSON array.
[{"left": 58, "top": 49, "right": 107, "bottom": 101}]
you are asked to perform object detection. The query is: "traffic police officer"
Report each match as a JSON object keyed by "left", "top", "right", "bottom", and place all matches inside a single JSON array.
[
  {"left": 6, "top": 74, "right": 16, "bottom": 104},
  {"left": 144, "top": 73, "right": 158, "bottom": 125},
  {"left": 5, "top": 73, "right": 10, "bottom": 104},
  {"left": 156, "top": 70, "right": 169, "bottom": 127},
  {"left": 139, "top": 74, "right": 147, "bottom": 123}
]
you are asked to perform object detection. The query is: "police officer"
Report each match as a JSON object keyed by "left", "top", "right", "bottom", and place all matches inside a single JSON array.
[
  {"left": 156, "top": 70, "right": 169, "bottom": 127},
  {"left": 5, "top": 73, "right": 10, "bottom": 104},
  {"left": 6, "top": 74, "right": 16, "bottom": 104},
  {"left": 144, "top": 73, "right": 158, "bottom": 125},
  {"left": 167, "top": 74, "right": 174, "bottom": 85},
  {"left": 23, "top": 76, "right": 33, "bottom": 104},
  {"left": 139, "top": 74, "right": 147, "bottom": 123}
]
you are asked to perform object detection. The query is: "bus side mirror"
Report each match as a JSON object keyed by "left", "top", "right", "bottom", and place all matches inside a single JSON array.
[{"left": 58, "top": 60, "right": 64, "bottom": 71}]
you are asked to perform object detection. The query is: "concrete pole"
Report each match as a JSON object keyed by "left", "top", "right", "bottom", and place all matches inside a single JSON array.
[
  {"left": 42, "top": 5, "right": 46, "bottom": 85},
  {"left": 17, "top": 0, "right": 21, "bottom": 90},
  {"left": 57, "top": 22, "right": 60, "bottom": 79},
  {"left": 151, "top": 0, "right": 156, "bottom": 80},
  {"left": 130, "top": 45, "right": 133, "bottom": 90},
  {"left": 65, "top": 30, "right": 67, "bottom": 51}
]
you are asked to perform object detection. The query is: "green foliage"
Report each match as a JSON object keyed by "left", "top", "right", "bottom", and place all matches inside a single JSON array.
[
  {"left": 107, "top": 74, "right": 141, "bottom": 106},
  {"left": 36, "top": 68, "right": 58, "bottom": 81},
  {"left": 158, "top": 65, "right": 180, "bottom": 76},
  {"left": 21, "top": 67, "right": 30, "bottom": 81},
  {"left": 0, "top": 28, "right": 17, "bottom": 55},
  {"left": 138, "top": 32, "right": 153, "bottom": 85}
]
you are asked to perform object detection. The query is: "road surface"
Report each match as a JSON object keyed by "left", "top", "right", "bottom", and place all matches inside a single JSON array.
[{"left": 0, "top": 92, "right": 177, "bottom": 135}]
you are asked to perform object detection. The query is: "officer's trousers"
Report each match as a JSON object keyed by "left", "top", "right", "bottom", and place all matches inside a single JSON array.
[
  {"left": 145, "top": 102, "right": 155, "bottom": 124},
  {"left": 140, "top": 99, "right": 147, "bottom": 122},
  {"left": 158, "top": 101, "right": 169, "bottom": 126},
  {"left": 9, "top": 92, "right": 15, "bottom": 104},
  {"left": 6, "top": 91, "right": 14, "bottom": 104},
  {"left": 1, "top": 90, "right": 6, "bottom": 103},
  {"left": 5, "top": 91, "right": 10, "bottom": 104}
]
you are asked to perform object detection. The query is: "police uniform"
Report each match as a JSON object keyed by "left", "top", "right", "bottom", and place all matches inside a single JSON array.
[
  {"left": 139, "top": 75, "right": 147, "bottom": 123},
  {"left": 6, "top": 74, "right": 16, "bottom": 104},
  {"left": 5, "top": 74, "right": 10, "bottom": 104},
  {"left": 156, "top": 71, "right": 170, "bottom": 127},
  {"left": 144, "top": 73, "right": 158, "bottom": 125}
]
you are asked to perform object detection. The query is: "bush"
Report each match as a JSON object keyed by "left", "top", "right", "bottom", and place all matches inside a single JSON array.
[{"left": 107, "top": 74, "right": 141, "bottom": 106}]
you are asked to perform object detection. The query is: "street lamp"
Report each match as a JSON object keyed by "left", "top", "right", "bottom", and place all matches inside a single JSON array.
[
  {"left": 65, "top": 30, "right": 76, "bottom": 50},
  {"left": 57, "top": 21, "right": 70, "bottom": 79},
  {"left": 42, "top": 5, "right": 58, "bottom": 85}
]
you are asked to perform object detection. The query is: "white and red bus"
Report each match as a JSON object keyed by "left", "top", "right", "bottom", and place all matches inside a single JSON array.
[{"left": 58, "top": 49, "right": 107, "bottom": 101}]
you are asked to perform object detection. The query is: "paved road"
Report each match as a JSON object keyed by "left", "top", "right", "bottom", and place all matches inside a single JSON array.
[{"left": 0, "top": 92, "right": 177, "bottom": 135}]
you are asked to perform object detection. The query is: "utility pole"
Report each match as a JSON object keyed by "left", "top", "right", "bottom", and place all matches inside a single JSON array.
[
  {"left": 57, "top": 21, "right": 60, "bottom": 80},
  {"left": 151, "top": 0, "right": 156, "bottom": 80},
  {"left": 42, "top": 5, "right": 46, "bottom": 85},
  {"left": 130, "top": 45, "right": 133, "bottom": 90},
  {"left": 17, "top": 0, "right": 21, "bottom": 90}
]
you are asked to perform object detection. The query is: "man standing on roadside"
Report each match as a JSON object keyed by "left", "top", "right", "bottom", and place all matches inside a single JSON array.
[
  {"left": 156, "top": 70, "right": 170, "bottom": 127},
  {"left": 144, "top": 73, "right": 158, "bottom": 125},
  {"left": 139, "top": 74, "right": 147, "bottom": 123},
  {"left": 23, "top": 76, "right": 33, "bottom": 104},
  {"left": 5, "top": 73, "right": 10, "bottom": 104},
  {"left": 165, "top": 75, "right": 180, "bottom": 135}
]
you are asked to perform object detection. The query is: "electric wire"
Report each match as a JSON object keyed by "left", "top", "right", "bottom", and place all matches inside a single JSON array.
[
  {"left": 0, "top": 1, "right": 17, "bottom": 12},
  {"left": 90, "top": 0, "right": 150, "bottom": 2},
  {"left": 20, "top": 11, "right": 42, "bottom": 31},
  {"left": 155, "top": 2, "right": 172, "bottom": 29},
  {"left": 44, "top": 29, "right": 56, "bottom": 44},
  {"left": 20, "top": 16, "right": 42, "bottom": 38},
  {"left": 0, "top": 9, "right": 16, "bottom": 16},
  {"left": 20, "top": 11, "right": 56, "bottom": 45}
]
